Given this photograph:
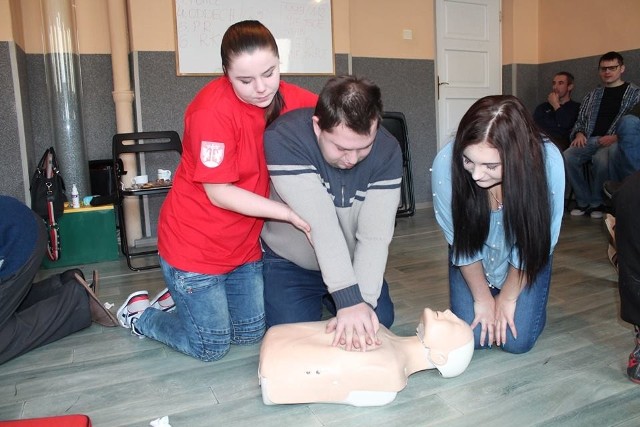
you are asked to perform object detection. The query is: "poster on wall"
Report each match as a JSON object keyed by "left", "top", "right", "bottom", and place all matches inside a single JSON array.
[{"left": 174, "top": 0, "right": 334, "bottom": 75}]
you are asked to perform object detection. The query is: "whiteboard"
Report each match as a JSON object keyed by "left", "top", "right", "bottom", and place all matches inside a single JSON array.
[{"left": 174, "top": 0, "right": 334, "bottom": 75}]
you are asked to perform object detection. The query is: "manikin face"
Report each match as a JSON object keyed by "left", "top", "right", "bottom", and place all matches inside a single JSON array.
[
  {"left": 598, "top": 59, "right": 625, "bottom": 87},
  {"left": 226, "top": 48, "right": 281, "bottom": 108},
  {"left": 419, "top": 308, "right": 474, "bottom": 378},
  {"left": 422, "top": 308, "right": 471, "bottom": 350},
  {"left": 312, "top": 118, "right": 377, "bottom": 169},
  {"left": 552, "top": 75, "right": 573, "bottom": 101},
  {"left": 462, "top": 140, "right": 502, "bottom": 188}
]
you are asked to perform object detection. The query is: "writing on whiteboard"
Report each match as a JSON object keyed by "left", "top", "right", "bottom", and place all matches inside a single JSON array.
[{"left": 175, "top": 0, "right": 334, "bottom": 75}]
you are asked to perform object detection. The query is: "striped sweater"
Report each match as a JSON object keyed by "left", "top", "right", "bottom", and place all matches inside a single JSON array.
[{"left": 261, "top": 108, "right": 403, "bottom": 309}]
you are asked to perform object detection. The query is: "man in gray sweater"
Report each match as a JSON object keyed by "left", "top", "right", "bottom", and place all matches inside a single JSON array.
[{"left": 261, "top": 75, "right": 403, "bottom": 352}]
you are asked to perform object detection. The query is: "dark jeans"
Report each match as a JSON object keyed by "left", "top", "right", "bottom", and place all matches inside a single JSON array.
[
  {"left": 449, "top": 254, "right": 553, "bottom": 354},
  {"left": 610, "top": 115, "right": 640, "bottom": 181},
  {"left": 262, "top": 245, "right": 394, "bottom": 328},
  {"left": 0, "top": 214, "right": 91, "bottom": 365},
  {"left": 615, "top": 171, "right": 640, "bottom": 326},
  {"left": 563, "top": 137, "right": 612, "bottom": 208}
]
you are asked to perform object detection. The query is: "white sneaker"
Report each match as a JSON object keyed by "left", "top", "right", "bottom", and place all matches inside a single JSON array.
[
  {"left": 116, "top": 291, "right": 150, "bottom": 335},
  {"left": 570, "top": 206, "right": 588, "bottom": 216},
  {"left": 150, "top": 288, "right": 176, "bottom": 313},
  {"left": 587, "top": 204, "right": 605, "bottom": 219}
]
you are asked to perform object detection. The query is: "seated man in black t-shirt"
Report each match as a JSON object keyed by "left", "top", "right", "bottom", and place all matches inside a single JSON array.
[{"left": 563, "top": 51, "right": 640, "bottom": 219}]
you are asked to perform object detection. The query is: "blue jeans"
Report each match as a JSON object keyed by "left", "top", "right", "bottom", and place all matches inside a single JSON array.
[
  {"left": 563, "top": 137, "right": 612, "bottom": 207},
  {"left": 449, "top": 255, "right": 553, "bottom": 354},
  {"left": 610, "top": 115, "right": 640, "bottom": 181},
  {"left": 262, "top": 246, "right": 394, "bottom": 328},
  {"left": 136, "top": 257, "right": 265, "bottom": 361}
]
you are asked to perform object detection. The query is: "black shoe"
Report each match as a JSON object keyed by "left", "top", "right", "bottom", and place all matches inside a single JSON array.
[
  {"left": 60, "top": 268, "right": 99, "bottom": 293},
  {"left": 74, "top": 273, "right": 119, "bottom": 327},
  {"left": 604, "top": 180, "right": 623, "bottom": 200},
  {"left": 60, "top": 268, "right": 85, "bottom": 285}
]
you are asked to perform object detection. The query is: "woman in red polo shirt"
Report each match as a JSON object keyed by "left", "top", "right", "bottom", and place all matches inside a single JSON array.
[{"left": 116, "top": 20, "right": 317, "bottom": 361}]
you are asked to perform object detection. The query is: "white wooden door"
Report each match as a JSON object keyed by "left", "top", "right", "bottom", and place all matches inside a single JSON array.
[{"left": 435, "top": 0, "right": 502, "bottom": 149}]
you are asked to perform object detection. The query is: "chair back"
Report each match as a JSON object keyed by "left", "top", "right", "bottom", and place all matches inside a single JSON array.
[
  {"left": 381, "top": 112, "right": 415, "bottom": 217},
  {"left": 111, "top": 130, "right": 182, "bottom": 270},
  {"left": 112, "top": 131, "right": 182, "bottom": 185}
]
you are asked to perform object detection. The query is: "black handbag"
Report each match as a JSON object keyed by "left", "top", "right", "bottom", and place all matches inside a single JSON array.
[{"left": 30, "top": 147, "right": 67, "bottom": 261}]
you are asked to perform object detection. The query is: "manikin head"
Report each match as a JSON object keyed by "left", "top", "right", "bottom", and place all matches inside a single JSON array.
[{"left": 417, "top": 308, "right": 474, "bottom": 378}]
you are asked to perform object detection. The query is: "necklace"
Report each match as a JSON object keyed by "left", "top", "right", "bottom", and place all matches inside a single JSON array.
[{"left": 489, "top": 189, "right": 503, "bottom": 211}]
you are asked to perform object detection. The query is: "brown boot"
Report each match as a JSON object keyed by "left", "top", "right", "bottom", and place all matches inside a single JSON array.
[{"left": 74, "top": 273, "right": 119, "bottom": 327}]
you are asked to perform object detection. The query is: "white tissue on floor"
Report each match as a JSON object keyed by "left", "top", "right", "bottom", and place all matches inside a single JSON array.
[
  {"left": 104, "top": 302, "right": 114, "bottom": 309},
  {"left": 150, "top": 415, "right": 171, "bottom": 427}
]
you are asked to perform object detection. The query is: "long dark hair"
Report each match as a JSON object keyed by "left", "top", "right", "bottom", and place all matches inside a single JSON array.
[
  {"left": 221, "top": 20, "right": 284, "bottom": 126},
  {"left": 451, "top": 95, "right": 551, "bottom": 286}
]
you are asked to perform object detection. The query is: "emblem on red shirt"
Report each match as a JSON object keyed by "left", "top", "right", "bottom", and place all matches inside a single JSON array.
[{"left": 200, "top": 141, "right": 225, "bottom": 168}]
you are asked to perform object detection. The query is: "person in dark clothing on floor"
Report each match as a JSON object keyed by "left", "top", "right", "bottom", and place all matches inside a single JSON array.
[
  {"left": 611, "top": 172, "right": 640, "bottom": 383},
  {"left": 0, "top": 195, "right": 117, "bottom": 365}
]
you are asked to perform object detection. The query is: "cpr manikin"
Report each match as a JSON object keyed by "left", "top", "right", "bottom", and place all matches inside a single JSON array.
[{"left": 258, "top": 308, "right": 474, "bottom": 406}]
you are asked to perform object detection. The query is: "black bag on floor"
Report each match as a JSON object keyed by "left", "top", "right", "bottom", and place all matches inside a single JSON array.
[{"left": 30, "top": 147, "right": 67, "bottom": 261}]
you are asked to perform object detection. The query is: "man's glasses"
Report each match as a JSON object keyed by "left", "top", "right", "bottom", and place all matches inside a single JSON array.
[{"left": 599, "top": 64, "right": 620, "bottom": 73}]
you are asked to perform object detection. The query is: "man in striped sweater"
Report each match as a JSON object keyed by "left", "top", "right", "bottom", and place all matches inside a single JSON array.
[{"left": 261, "top": 75, "right": 403, "bottom": 352}]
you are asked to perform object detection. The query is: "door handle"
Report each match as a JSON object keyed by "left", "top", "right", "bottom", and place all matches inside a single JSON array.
[{"left": 437, "top": 76, "right": 449, "bottom": 100}]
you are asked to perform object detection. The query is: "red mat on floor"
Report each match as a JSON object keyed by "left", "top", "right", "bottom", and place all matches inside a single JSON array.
[{"left": 0, "top": 414, "right": 91, "bottom": 426}]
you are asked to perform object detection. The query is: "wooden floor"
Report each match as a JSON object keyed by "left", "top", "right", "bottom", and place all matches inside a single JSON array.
[{"left": 1, "top": 208, "right": 638, "bottom": 426}]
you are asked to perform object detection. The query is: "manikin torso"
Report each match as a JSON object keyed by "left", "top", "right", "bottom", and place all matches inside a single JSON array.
[{"left": 258, "top": 308, "right": 474, "bottom": 406}]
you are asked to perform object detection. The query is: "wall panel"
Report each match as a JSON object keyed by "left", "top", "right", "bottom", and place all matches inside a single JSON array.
[
  {"left": 352, "top": 57, "right": 436, "bottom": 205},
  {"left": 0, "top": 42, "right": 25, "bottom": 200}
]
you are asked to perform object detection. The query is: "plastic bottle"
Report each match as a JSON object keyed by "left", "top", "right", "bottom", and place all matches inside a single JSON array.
[{"left": 71, "top": 184, "right": 80, "bottom": 208}]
